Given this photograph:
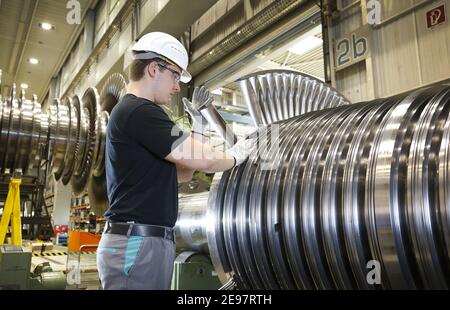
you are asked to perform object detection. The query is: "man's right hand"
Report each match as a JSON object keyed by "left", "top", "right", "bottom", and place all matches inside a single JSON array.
[{"left": 226, "top": 138, "right": 257, "bottom": 167}]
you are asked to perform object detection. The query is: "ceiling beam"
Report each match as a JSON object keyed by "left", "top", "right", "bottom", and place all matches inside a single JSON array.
[
  {"left": 38, "top": 0, "right": 98, "bottom": 101},
  {"left": 1, "top": 0, "right": 37, "bottom": 97},
  {"left": 139, "top": 0, "right": 218, "bottom": 38},
  {"left": 12, "top": 0, "right": 39, "bottom": 85}
]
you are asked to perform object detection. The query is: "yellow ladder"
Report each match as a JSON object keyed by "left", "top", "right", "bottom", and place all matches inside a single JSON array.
[{"left": 0, "top": 176, "right": 22, "bottom": 245}]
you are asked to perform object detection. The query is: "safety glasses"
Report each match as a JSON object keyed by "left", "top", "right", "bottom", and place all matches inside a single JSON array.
[{"left": 156, "top": 62, "right": 181, "bottom": 83}]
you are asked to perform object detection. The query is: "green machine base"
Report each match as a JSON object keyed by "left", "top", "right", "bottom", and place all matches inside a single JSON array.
[
  {"left": 0, "top": 244, "right": 66, "bottom": 290},
  {"left": 171, "top": 251, "right": 222, "bottom": 290},
  {"left": 0, "top": 245, "right": 31, "bottom": 289}
]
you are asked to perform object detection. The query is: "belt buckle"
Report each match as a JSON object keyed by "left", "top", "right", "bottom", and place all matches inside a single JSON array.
[
  {"left": 164, "top": 228, "right": 173, "bottom": 241},
  {"left": 126, "top": 221, "right": 135, "bottom": 237}
]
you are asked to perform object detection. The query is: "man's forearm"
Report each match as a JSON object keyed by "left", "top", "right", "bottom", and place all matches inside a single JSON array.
[
  {"left": 190, "top": 131, "right": 235, "bottom": 172},
  {"left": 202, "top": 152, "right": 235, "bottom": 173},
  {"left": 190, "top": 131, "right": 208, "bottom": 144}
]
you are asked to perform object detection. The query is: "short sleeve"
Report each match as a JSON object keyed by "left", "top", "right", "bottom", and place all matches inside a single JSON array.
[{"left": 127, "top": 104, "right": 189, "bottom": 158}]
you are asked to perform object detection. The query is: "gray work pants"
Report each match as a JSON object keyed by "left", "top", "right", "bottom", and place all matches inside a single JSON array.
[{"left": 96, "top": 232, "right": 175, "bottom": 290}]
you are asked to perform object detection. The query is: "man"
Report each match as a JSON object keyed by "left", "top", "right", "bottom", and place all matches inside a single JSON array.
[{"left": 97, "top": 32, "right": 255, "bottom": 290}]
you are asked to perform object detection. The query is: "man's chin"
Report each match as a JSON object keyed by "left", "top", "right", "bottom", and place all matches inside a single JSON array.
[{"left": 154, "top": 99, "right": 169, "bottom": 105}]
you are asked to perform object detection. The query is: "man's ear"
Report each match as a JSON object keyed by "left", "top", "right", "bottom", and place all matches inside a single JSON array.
[{"left": 146, "top": 61, "right": 158, "bottom": 79}]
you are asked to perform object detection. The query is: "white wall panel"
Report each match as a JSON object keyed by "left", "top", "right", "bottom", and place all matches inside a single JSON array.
[{"left": 331, "top": 0, "right": 450, "bottom": 100}]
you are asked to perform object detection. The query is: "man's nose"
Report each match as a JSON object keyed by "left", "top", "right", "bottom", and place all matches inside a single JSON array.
[{"left": 173, "top": 82, "right": 181, "bottom": 93}]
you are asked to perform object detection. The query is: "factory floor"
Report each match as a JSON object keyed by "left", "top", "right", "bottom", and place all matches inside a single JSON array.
[{"left": 31, "top": 245, "right": 100, "bottom": 290}]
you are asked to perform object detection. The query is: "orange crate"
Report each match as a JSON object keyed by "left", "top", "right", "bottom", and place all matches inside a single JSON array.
[{"left": 68, "top": 230, "right": 101, "bottom": 252}]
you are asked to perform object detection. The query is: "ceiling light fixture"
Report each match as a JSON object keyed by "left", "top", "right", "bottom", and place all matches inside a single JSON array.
[
  {"left": 39, "top": 22, "right": 54, "bottom": 30},
  {"left": 20, "top": 83, "right": 29, "bottom": 89},
  {"left": 211, "top": 88, "right": 223, "bottom": 96},
  {"left": 28, "top": 58, "right": 39, "bottom": 64}
]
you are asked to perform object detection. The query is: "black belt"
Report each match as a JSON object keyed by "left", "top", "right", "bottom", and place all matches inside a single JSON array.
[{"left": 104, "top": 222, "right": 174, "bottom": 242}]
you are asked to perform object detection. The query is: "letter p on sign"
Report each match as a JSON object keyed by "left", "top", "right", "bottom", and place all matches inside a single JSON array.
[{"left": 426, "top": 4, "right": 446, "bottom": 29}]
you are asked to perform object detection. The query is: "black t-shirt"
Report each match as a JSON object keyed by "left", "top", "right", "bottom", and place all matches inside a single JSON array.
[{"left": 104, "top": 94, "right": 188, "bottom": 227}]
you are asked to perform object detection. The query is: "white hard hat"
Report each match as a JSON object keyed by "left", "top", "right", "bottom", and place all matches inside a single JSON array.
[{"left": 131, "top": 32, "right": 191, "bottom": 83}]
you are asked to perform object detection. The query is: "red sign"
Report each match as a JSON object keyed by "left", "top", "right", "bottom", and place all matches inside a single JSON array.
[
  {"left": 54, "top": 225, "right": 69, "bottom": 233},
  {"left": 426, "top": 4, "right": 446, "bottom": 29}
]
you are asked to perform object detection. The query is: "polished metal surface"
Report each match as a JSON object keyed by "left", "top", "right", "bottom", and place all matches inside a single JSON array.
[
  {"left": 0, "top": 73, "right": 117, "bottom": 214},
  {"left": 27, "top": 95, "right": 47, "bottom": 173},
  {"left": 50, "top": 98, "right": 71, "bottom": 178},
  {"left": 238, "top": 70, "right": 349, "bottom": 126},
  {"left": 208, "top": 85, "right": 450, "bottom": 289},
  {"left": 87, "top": 73, "right": 127, "bottom": 215},
  {"left": 199, "top": 103, "right": 238, "bottom": 147},
  {"left": 87, "top": 111, "right": 109, "bottom": 216},
  {"left": 14, "top": 92, "right": 34, "bottom": 173},
  {"left": 62, "top": 95, "right": 83, "bottom": 185},
  {"left": 59, "top": 96, "right": 79, "bottom": 185},
  {"left": 2, "top": 70, "right": 450, "bottom": 290},
  {"left": 3, "top": 85, "right": 21, "bottom": 171},
  {"left": 72, "top": 87, "right": 99, "bottom": 195},
  {"left": 100, "top": 73, "right": 127, "bottom": 113},
  {"left": 176, "top": 192, "right": 210, "bottom": 253},
  {"left": 0, "top": 86, "right": 49, "bottom": 174}
]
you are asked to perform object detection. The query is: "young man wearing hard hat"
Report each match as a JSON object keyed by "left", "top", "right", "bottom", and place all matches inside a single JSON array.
[{"left": 97, "top": 32, "right": 255, "bottom": 290}]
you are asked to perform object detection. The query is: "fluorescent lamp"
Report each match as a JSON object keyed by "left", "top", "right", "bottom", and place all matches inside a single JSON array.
[
  {"left": 288, "top": 35, "right": 323, "bottom": 56},
  {"left": 211, "top": 88, "right": 223, "bottom": 96}
]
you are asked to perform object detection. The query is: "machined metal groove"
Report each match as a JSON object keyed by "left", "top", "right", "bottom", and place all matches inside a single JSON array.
[
  {"left": 300, "top": 104, "right": 358, "bottom": 289},
  {"left": 208, "top": 79, "right": 450, "bottom": 289},
  {"left": 92, "top": 111, "right": 109, "bottom": 177},
  {"left": 0, "top": 97, "right": 10, "bottom": 170},
  {"left": 265, "top": 115, "right": 318, "bottom": 289},
  {"left": 52, "top": 99, "right": 71, "bottom": 180},
  {"left": 14, "top": 93, "right": 33, "bottom": 173},
  {"left": 319, "top": 102, "right": 376, "bottom": 289},
  {"left": 268, "top": 116, "right": 321, "bottom": 289},
  {"left": 59, "top": 97, "right": 79, "bottom": 184},
  {"left": 2, "top": 70, "right": 450, "bottom": 291},
  {"left": 62, "top": 95, "right": 81, "bottom": 185},
  {"left": 282, "top": 114, "right": 326, "bottom": 289},
  {"left": 341, "top": 98, "right": 395, "bottom": 289},
  {"left": 223, "top": 160, "right": 249, "bottom": 289},
  {"left": 72, "top": 87, "right": 99, "bottom": 194},
  {"left": 26, "top": 95, "right": 43, "bottom": 173},
  {"left": 438, "top": 100, "right": 450, "bottom": 263},
  {"left": 1, "top": 96, "right": 16, "bottom": 171},
  {"left": 86, "top": 73, "right": 127, "bottom": 214},
  {"left": 9, "top": 90, "right": 24, "bottom": 172},
  {"left": 407, "top": 87, "right": 450, "bottom": 288},
  {"left": 100, "top": 73, "right": 127, "bottom": 113},
  {"left": 249, "top": 122, "right": 288, "bottom": 289},
  {"left": 3, "top": 87, "right": 20, "bottom": 171},
  {"left": 242, "top": 119, "right": 297, "bottom": 289},
  {"left": 71, "top": 106, "right": 92, "bottom": 194},
  {"left": 371, "top": 87, "right": 439, "bottom": 289},
  {"left": 88, "top": 112, "right": 109, "bottom": 215},
  {"left": 206, "top": 172, "right": 231, "bottom": 284}
]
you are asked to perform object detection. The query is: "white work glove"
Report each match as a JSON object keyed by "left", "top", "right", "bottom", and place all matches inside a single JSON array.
[
  {"left": 182, "top": 86, "right": 213, "bottom": 135},
  {"left": 226, "top": 138, "right": 257, "bottom": 167}
]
